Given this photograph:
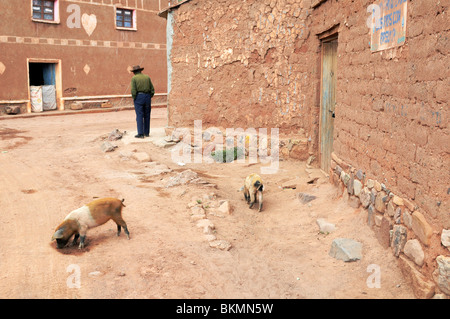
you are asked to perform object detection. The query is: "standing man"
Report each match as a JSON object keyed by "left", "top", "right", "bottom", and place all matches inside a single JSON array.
[{"left": 130, "top": 65, "right": 155, "bottom": 138}]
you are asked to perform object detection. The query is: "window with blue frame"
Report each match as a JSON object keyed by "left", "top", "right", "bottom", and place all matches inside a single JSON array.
[
  {"left": 116, "top": 8, "right": 134, "bottom": 29},
  {"left": 32, "top": 0, "right": 55, "bottom": 21}
]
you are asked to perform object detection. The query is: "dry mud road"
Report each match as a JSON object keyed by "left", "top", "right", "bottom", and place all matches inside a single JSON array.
[{"left": 0, "top": 108, "right": 414, "bottom": 299}]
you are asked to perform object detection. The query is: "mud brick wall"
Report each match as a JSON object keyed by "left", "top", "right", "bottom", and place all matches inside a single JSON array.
[
  {"left": 325, "top": 0, "right": 449, "bottom": 231},
  {"left": 167, "top": 0, "right": 319, "bottom": 143}
]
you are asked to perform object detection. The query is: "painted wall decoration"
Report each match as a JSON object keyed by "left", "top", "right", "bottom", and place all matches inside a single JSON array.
[{"left": 369, "top": 0, "right": 408, "bottom": 52}]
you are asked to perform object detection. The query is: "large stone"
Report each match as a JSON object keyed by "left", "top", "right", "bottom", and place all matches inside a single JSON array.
[
  {"left": 5, "top": 105, "right": 21, "bottom": 114},
  {"left": 367, "top": 204, "right": 376, "bottom": 227},
  {"left": 403, "top": 198, "right": 416, "bottom": 212},
  {"left": 403, "top": 239, "right": 424, "bottom": 267},
  {"left": 353, "top": 179, "right": 362, "bottom": 197},
  {"left": 348, "top": 195, "right": 360, "bottom": 208},
  {"left": 391, "top": 225, "right": 407, "bottom": 257},
  {"left": 411, "top": 211, "right": 433, "bottom": 246},
  {"left": 346, "top": 175, "right": 354, "bottom": 194},
  {"left": 359, "top": 187, "right": 371, "bottom": 208},
  {"left": 392, "top": 195, "right": 404, "bottom": 206},
  {"left": 374, "top": 191, "right": 387, "bottom": 213},
  {"left": 435, "top": 255, "right": 450, "bottom": 295},
  {"left": 398, "top": 255, "right": 436, "bottom": 299},
  {"left": 329, "top": 238, "right": 362, "bottom": 262},
  {"left": 386, "top": 201, "right": 395, "bottom": 217},
  {"left": 403, "top": 209, "right": 413, "bottom": 229}
]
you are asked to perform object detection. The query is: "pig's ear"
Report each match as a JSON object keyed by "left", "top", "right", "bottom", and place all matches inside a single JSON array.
[{"left": 52, "top": 229, "right": 64, "bottom": 240}]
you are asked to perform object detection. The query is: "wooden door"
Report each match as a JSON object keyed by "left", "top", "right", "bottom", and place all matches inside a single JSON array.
[{"left": 320, "top": 38, "right": 338, "bottom": 173}]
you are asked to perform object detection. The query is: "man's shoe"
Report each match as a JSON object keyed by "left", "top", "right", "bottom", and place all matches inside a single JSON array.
[
  {"left": 144, "top": 134, "right": 149, "bottom": 137},
  {"left": 135, "top": 134, "right": 144, "bottom": 139}
]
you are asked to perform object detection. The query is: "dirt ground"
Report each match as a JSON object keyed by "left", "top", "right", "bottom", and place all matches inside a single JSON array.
[{"left": 0, "top": 108, "right": 415, "bottom": 299}]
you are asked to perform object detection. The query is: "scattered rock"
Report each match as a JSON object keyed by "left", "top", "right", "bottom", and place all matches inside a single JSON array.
[
  {"left": 209, "top": 239, "right": 232, "bottom": 251},
  {"left": 218, "top": 200, "right": 232, "bottom": 215},
  {"left": 108, "top": 129, "right": 124, "bottom": 141},
  {"left": 355, "top": 169, "right": 364, "bottom": 181},
  {"left": 392, "top": 195, "right": 404, "bottom": 206},
  {"left": 403, "top": 239, "right": 424, "bottom": 267},
  {"left": 394, "top": 207, "right": 402, "bottom": 224},
  {"left": 353, "top": 179, "right": 362, "bottom": 197},
  {"left": 374, "top": 191, "right": 387, "bottom": 213},
  {"left": 142, "top": 163, "right": 172, "bottom": 177},
  {"left": 367, "top": 205, "right": 376, "bottom": 227},
  {"left": 101, "top": 141, "right": 117, "bottom": 152},
  {"left": 386, "top": 201, "right": 395, "bottom": 217},
  {"left": 153, "top": 137, "right": 178, "bottom": 148},
  {"left": 316, "top": 218, "right": 336, "bottom": 234},
  {"left": 374, "top": 214, "right": 383, "bottom": 227},
  {"left": 5, "top": 105, "right": 21, "bottom": 114},
  {"left": 70, "top": 102, "right": 83, "bottom": 110},
  {"left": 411, "top": 211, "right": 433, "bottom": 246},
  {"left": 204, "top": 234, "right": 217, "bottom": 242},
  {"left": 166, "top": 169, "right": 198, "bottom": 188},
  {"left": 359, "top": 187, "right": 371, "bottom": 208},
  {"left": 329, "top": 238, "right": 362, "bottom": 262},
  {"left": 190, "top": 206, "right": 206, "bottom": 221},
  {"left": 297, "top": 192, "right": 317, "bottom": 204},
  {"left": 348, "top": 195, "right": 360, "bottom": 208},
  {"left": 441, "top": 229, "right": 450, "bottom": 251},
  {"left": 435, "top": 255, "right": 450, "bottom": 295},
  {"left": 403, "top": 209, "right": 413, "bottom": 229},
  {"left": 403, "top": 198, "right": 416, "bottom": 212},
  {"left": 391, "top": 225, "right": 407, "bottom": 257},
  {"left": 399, "top": 255, "right": 436, "bottom": 299},
  {"left": 196, "top": 219, "right": 215, "bottom": 234}
]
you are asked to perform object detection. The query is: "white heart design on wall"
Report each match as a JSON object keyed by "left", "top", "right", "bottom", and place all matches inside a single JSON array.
[
  {"left": 81, "top": 13, "right": 97, "bottom": 37},
  {"left": 0, "top": 62, "right": 5, "bottom": 75}
]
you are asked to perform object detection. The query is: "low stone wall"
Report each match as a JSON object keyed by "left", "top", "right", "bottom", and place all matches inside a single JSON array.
[{"left": 330, "top": 152, "right": 449, "bottom": 299}]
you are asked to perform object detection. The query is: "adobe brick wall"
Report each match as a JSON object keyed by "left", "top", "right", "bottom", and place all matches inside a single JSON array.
[
  {"left": 167, "top": 0, "right": 449, "bottom": 297},
  {"left": 0, "top": 0, "right": 167, "bottom": 102},
  {"left": 167, "top": 0, "right": 320, "bottom": 143}
]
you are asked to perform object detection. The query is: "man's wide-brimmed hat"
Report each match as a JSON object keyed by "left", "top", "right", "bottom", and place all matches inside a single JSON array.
[{"left": 131, "top": 65, "right": 144, "bottom": 72}]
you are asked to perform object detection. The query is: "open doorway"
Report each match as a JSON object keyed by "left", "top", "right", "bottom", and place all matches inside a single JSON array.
[{"left": 27, "top": 59, "right": 62, "bottom": 112}]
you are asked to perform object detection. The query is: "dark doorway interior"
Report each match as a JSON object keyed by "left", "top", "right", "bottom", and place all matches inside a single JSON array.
[{"left": 29, "top": 63, "right": 56, "bottom": 86}]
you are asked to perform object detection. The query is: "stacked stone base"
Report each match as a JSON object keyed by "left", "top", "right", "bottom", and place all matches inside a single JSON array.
[{"left": 330, "top": 152, "right": 449, "bottom": 299}]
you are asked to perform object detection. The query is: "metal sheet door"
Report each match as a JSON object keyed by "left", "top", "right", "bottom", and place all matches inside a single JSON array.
[{"left": 320, "top": 38, "right": 337, "bottom": 173}]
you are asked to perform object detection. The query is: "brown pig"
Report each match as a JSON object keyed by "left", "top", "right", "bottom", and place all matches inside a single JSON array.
[
  {"left": 52, "top": 197, "right": 130, "bottom": 249},
  {"left": 244, "top": 173, "right": 264, "bottom": 212}
]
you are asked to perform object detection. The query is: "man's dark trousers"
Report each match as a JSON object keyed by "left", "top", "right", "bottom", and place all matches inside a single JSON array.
[{"left": 134, "top": 93, "right": 152, "bottom": 136}]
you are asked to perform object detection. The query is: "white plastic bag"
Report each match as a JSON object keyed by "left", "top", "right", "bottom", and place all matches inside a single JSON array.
[
  {"left": 42, "top": 85, "right": 57, "bottom": 110},
  {"left": 30, "top": 86, "right": 43, "bottom": 112}
]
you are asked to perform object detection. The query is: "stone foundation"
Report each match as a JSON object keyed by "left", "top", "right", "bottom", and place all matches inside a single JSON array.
[{"left": 330, "top": 152, "right": 449, "bottom": 299}]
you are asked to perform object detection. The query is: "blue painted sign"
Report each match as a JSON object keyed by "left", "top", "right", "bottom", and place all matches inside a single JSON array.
[{"left": 369, "top": 0, "right": 408, "bottom": 52}]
